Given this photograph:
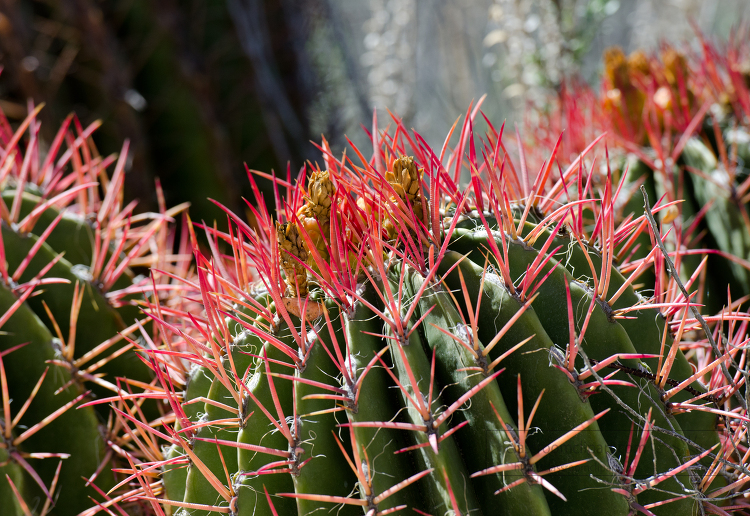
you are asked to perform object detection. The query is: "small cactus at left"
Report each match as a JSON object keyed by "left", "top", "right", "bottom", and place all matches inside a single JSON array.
[{"left": 0, "top": 105, "right": 182, "bottom": 514}]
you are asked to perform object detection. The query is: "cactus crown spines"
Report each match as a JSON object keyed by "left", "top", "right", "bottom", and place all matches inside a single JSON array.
[{"left": 534, "top": 29, "right": 750, "bottom": 315}]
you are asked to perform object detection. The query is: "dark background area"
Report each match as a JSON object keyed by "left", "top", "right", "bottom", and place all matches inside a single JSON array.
[{"left": 0, "top": 0, "right": 325, "bottom": 223}]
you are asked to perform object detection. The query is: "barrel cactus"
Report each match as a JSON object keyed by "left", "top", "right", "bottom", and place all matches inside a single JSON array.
[
  {"left": 117, "top": 109, "right": 750, "bottom": 516},
  {"left": 536, "top": 35, "right": 750, "bottom": 314},
  {"left": 0, "top": 106, "right": 182, "bottom": 514}
]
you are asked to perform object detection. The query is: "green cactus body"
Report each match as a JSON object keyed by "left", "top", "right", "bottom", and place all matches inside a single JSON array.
[
  {"left": 406, "top": 269, "right": 553, "bottom": 515},
  {"left": 291, "top": 314, "right": 361, "bottom": 516},
  {"left": 437, "top": 251, "right": 630, "bottom": 516},
  {"left": 1, "top": 225, "right": 152, "bottom": 387},
  {"left": 163, "top": 365, "right": 215, "bottom": 514},
  {"left": 0, "top": 284, "right": 115, "bottom": 515},
  {"left": 449, "top": 225, "right": 700, "bottom": 514},
  {"left": 157, "top": 227, "right": 724, "bottom": 514},
  {"left": 0, "top": 447, "right": 25, "bottom": 516},
  {"left": 235, "top": 350, "right": 296, "bottom": 515},
  {"left": 385, "top": 270, "right": 484, "bottom": 515},
  {"left": 340, "top": 283, "right": 421, "bottom": 511},
  {"left": 1, "top": 191, "right": 94, "bottom": 267},
  {"left": 181, "top": 335, "right": 256, "bottom": 514}
]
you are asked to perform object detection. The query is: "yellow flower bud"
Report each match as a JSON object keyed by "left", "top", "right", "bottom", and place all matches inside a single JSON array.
[
  {"left": 276, "top": 221, "right": 308, "bottom": 297},
  {"left": 383, "top": 156, "right": 428, "bottom": 239}
]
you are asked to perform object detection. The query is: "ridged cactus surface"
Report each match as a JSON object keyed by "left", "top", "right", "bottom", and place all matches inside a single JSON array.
[{"left": 128, "top": 113, "right": 749, "bottom": 516}]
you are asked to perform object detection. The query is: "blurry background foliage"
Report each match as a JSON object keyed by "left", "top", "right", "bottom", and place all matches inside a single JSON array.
[{"left": 0, "top": 0, "right": 748, "bottom": 223}]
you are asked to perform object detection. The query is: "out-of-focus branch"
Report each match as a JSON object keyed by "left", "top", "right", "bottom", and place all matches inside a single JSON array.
[{"left": 227, "top": 0, "right": 305, "bottom": 165}]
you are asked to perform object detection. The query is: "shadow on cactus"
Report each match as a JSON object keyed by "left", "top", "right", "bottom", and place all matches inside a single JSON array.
[
  {"left": 0, "top": 104, "right": 190, "bottom": 515},
  {"left": 111, "top": 104, "right": 750, "bottom": 516}
]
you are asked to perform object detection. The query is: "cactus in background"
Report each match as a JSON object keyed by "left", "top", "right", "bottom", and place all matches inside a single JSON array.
[
  {"left": 602, "top": 41, "right": 750, "bottom": 309},
  {"left": 534, "top": 34, "right": 750, "bottom": 313},
  {"left": 109, "top": 107, "right": 750, "bottom": 516},
  {"left": 0, "top": 105, "right": 184, "bottom": 514}
]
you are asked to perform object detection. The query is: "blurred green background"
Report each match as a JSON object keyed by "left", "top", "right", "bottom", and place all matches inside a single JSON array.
[{"left": 1, "top": 0, "right": 747, "bottom": 223}]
